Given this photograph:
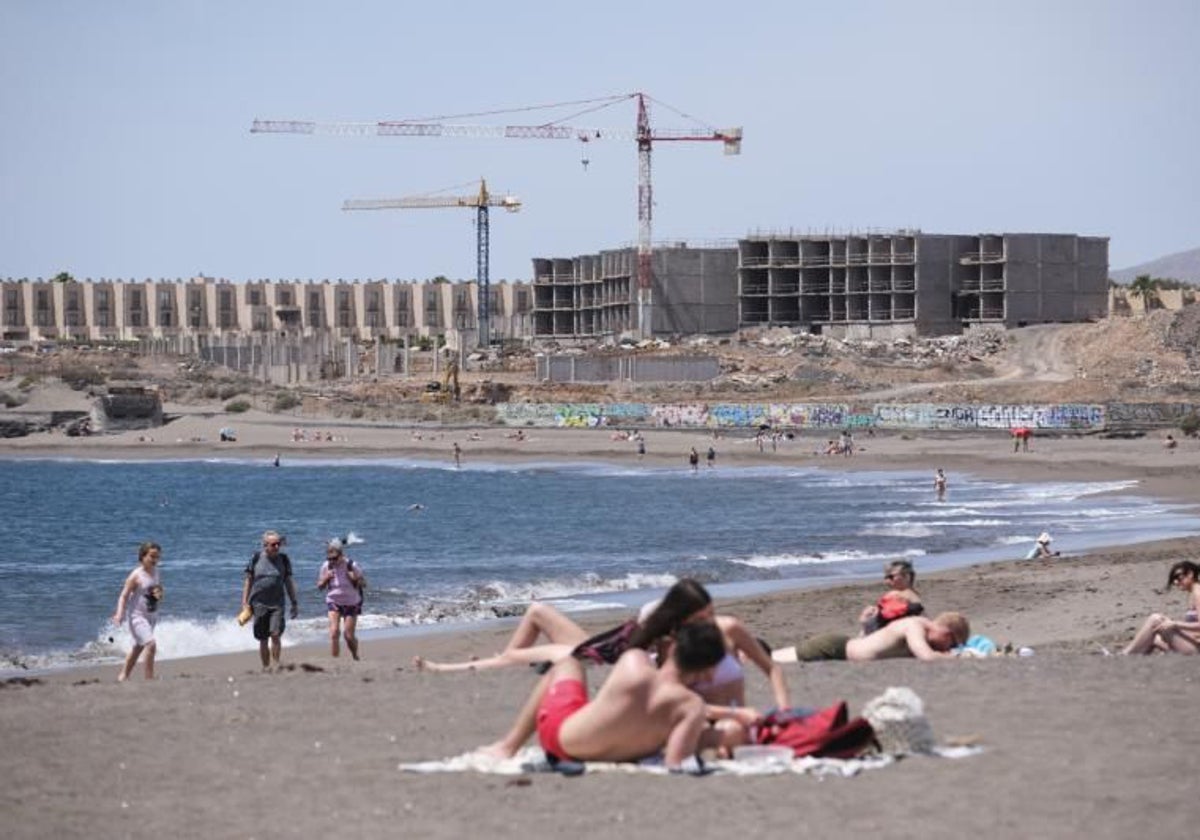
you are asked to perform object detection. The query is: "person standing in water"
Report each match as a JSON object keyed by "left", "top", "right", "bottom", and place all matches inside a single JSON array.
[
  {"left": 453, "top": 442, "right": 462, "bottom": 468},
  {"left": 933, "top": 468, "right": 948, "bottom": 501},
  {"left": 111, "top": 542, "right": 164, "bottom": 682}
]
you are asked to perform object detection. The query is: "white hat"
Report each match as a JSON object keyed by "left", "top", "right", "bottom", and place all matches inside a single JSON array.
[{"left": 1036, "top": 532, "right": 1052, "bottom": 544}]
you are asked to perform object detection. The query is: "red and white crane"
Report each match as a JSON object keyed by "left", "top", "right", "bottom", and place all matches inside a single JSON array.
[{"left": 252, "top": 92, "right": 742, "bottom": 338}]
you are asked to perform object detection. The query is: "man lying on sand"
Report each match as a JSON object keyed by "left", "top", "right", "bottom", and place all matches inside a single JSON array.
[
  {"left": 772, "top": 613, "right": 970, "bottom": 663},
  {"left": 481, "top": 622, "right": 731, "bottom": 770}
]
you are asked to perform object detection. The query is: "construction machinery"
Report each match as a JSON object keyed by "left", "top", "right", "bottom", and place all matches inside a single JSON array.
[
  {"left": 252, "top": 92, "right": 741, "bottom": 338},
  {"left": 343, "top": 179, "right": 519, "bottom": 348},
  {"left": 419, "top": 357, "right": 460, "bottom": 404}
]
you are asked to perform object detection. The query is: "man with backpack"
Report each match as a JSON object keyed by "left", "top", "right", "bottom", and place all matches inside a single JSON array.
[{"left": 241, "top": 530, "right": 300, "bottom": 671}]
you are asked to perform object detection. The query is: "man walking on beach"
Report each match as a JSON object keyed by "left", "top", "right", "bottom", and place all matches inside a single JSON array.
[
  {"left": 773, "top": 613, "right": 969, "bottom": 663},
  {"left": 482, "top": 622, "right": 729, "bottom": 769},
  {"left": 241, "top": 530, "right": 300, "bottom": 671}
]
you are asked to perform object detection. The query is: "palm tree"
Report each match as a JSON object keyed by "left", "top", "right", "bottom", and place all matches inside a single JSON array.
[{"left": 1129, "top": 274, "right": 1159, "bottom": 311}]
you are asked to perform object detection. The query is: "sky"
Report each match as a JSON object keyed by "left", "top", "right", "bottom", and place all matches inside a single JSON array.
[{"left": 2, "top": 0, "right": 1198, "bottom": 284}]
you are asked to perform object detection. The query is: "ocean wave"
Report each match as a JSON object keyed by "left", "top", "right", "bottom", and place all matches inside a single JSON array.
[
  {"left": 462, "top": 572, "right": 678, "bottom": 604},
  {"left": 727, "top": 547, "right": 925, "bottom": 570}
]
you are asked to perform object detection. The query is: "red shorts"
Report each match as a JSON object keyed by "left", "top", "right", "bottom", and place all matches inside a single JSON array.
[{"left": 536, "top": 678, "right": 588, "bottom": 762}]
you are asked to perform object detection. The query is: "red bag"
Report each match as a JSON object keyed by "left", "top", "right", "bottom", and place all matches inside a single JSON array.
[{"left": 755, "top": 702, "right": 877, "bottom": 759}]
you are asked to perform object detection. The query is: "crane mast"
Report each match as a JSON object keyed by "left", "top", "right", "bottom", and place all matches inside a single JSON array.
[
  {"left": 343, "top": 179, "right": 520, "bottom": 348},
  {"left": 253, "top": 92, "right": 741, "bottom": 338}
]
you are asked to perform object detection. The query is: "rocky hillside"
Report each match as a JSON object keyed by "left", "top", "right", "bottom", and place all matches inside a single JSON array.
[{"left": 1110, "top": 245, "right": 1200, "bottom": 284}]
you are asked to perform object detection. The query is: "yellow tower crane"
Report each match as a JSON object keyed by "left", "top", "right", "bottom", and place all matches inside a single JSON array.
[{"left": 343, "top": 178, "right": 520, "bottom": 348}]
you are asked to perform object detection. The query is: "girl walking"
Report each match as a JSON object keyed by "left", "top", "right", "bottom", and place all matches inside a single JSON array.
[{"left": 111, "top": 542, "right": 163, "bottom": 682}]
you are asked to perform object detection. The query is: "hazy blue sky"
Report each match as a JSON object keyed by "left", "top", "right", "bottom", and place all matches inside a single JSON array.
[{"left": 2, "top": 0, "right": 1197, "bottom": 283}]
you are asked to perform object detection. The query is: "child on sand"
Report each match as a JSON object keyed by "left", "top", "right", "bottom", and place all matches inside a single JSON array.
[{"left": 111, "top": 542, "right": 163, "bottom": 682}]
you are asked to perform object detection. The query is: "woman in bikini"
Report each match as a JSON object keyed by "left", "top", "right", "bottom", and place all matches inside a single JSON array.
[
  {"left": 413, "top": 579, "right": 790, "bottom": 713},
  {"left": 1123, "top": 560, "right": 1200, "bottom": 655},
  {"left": 413, "top": 580, "right": 720, "bottom": 674}
]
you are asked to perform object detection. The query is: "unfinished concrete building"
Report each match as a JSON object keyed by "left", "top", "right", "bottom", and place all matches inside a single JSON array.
[
  {"left": 738, "top": 232, "right": 1109, "bottom": 338},
  {"left": 531, "top": 244, "right": 738, "bottom": 339}
]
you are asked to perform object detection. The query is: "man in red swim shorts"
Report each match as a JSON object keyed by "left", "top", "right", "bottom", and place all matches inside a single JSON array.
[{"left": 528, "top": 621, "right": 727, "bottom": 768}]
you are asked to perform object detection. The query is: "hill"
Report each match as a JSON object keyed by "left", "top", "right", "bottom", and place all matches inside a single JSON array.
[{"left": 1110, "top": 245, "right": 1200, "bottom": 284}]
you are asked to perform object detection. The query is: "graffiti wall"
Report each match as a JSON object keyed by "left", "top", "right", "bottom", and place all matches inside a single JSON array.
[
  {"left": 1107, "top": 403, "right": 1200, "bottom": 430},
  {"left": 497, "top": 401, "right": 1113, "bottom": 431}
]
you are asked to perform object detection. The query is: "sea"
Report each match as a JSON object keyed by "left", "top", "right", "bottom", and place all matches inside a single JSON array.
[{"left": 3, "top": 455, "right": 1199, "bottom": 676}]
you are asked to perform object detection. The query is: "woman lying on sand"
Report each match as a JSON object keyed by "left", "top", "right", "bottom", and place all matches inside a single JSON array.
[
  {"left": 476, "top": 580, "right": 787, "bottom": 759},
  {"left": 1123, "top": 560, "right": 1200, "bottom": 655},
  {"left": 415, "top": 579, "right": 790, "bottom": 711}
]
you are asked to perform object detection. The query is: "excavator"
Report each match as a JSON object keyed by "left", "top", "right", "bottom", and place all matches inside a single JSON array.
[{"left": 421, "top": 358, "right": 460, "bottom": 403}]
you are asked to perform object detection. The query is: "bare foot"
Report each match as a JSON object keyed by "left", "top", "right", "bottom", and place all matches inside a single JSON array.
[
  {"left": 476, "top": 741, "right": 518, "bottom": 760},
  {"left": 116, "top": 671, "right": 128, "bottom": 683}
]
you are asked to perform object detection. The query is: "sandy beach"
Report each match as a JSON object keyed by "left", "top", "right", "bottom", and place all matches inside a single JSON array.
[{"left": 3, "top": 416, "right": 1200, "bottom": 838}]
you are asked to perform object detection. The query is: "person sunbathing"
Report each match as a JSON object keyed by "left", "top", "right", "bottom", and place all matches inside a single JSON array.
[
  {"left": 859, "top": 560, "right": 924, "bottom": 635},
  {"left": 773, "top": 612, "right": 970, "bottom": 663},
  {"left": 1122, "top": 561, "right": 1200, "bottom": 655},
  {"left": 412, "top": 580, "right": 791, "bottom": 712},
  {"left": 486, "top": 621, "right": 733, "bottom": 769}
]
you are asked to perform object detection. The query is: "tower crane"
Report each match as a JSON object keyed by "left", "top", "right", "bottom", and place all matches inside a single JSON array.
[
  {"left": 252, "top": 92, "right": 742, "bottom": 338},
  {"left": 343, "top": 178, "right": 520, "bottom": 348}
]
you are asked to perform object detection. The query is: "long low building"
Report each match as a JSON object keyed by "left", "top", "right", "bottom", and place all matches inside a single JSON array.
[
  {"left": 0, "top": 278, "right": 533, "bottom": 345},
  {"left": 2, "top": 231, "right": 1109, "bottom": 346}
]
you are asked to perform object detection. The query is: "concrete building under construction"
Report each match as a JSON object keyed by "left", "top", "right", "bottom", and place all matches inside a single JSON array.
[
  {"left": 531, "top": 231, "right": 1108, "bottom": 341},
  {"left": 737, "top": 232, "right": 1109, "bottom": 338}
]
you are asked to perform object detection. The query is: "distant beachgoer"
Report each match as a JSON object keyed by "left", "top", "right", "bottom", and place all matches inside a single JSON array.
[
  {"left": 1123, "top": 561, "right": 1200, "bottom": 655},
  {"left": 933, "top": 468, "right": 947, "bottom": 501},
  {"left": 273, "top": 453, "right": 281, "bottom": 467},
  {"left": 1026, "top": 532, "right": 1059, "bottom": 559},
  {"left": 482, "top": 622, "right": 729, "bottom": 769},
  {"left": 1012, "top": 427, "right": 1032, "bottom": 453},
  {"left": 241, "top": 530, "right": 299, "bottom": 671},
  {"left": 452, "top": 442, "right": 462, "bottom": 468},
  {"left": 860, "top": 560, "right": 925, "bottom": 635},
  {"left": 774, "top": 613, "right": 969, "bottom": 662},
  {"left": 316, "top": 538, "right": 365, "bottom": 660},
  {"left": 688, "top": 447, "right": 699, "bottom": 472},
  {"left": 111, "top": 542, "right": 163, "bottom": 682},
  {"left": 637, "top": 438, "right": 646, "bottom": 461},
  {"left": 840, "top": 431, "right": 854, "bottom": 457},
  {"left": 1165, "top": 434, "right": 1178, "bottom": 451},
  {"left": 706, "top": 446, "right": 716, "bottom": 469}
]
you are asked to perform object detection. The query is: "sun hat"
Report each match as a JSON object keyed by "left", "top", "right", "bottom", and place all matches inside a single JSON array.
[{"left": 1036, "top": 532, "right": 1052, "bottom": 544}]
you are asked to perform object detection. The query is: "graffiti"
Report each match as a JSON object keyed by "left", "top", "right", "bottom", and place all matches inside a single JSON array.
[
  {"left": 1107, "top": 403, "right": 1200, "bottom": 429},
  {"left": 499, "top": 401, "right": 1112, "bottom": 430},
  {"left": 651, "top": 404, "right": 711, "bottom": 428}
]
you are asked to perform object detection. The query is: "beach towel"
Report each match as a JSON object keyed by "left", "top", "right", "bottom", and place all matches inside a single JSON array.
[
  {"left": 398, "top": 743, "right": 980, "bottom": 779},
  {"left": 754, "top": 702, "right": 877, "bottom": 759}
]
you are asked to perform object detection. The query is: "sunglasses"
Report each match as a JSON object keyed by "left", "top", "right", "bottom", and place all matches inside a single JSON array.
[{"left": 264, "top": 541, "right": 281, "bottom": 548}]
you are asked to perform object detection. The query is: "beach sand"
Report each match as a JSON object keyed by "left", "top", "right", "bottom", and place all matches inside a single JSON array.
[{"left": 3, "top": 416, "right": 1200, "bottom": 838}]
